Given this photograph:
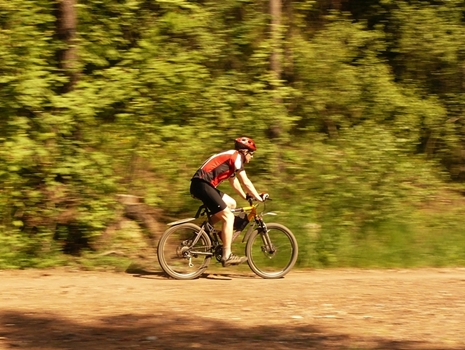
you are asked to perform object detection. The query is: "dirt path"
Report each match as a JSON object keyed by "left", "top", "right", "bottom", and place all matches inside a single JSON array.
[{"left": 1, "top": 268, "right": 465, "bottom": 350}]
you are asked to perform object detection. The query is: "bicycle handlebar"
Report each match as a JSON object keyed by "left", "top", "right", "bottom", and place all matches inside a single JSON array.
[
  {"left": 232, "top": 196, "right": 272, "bottom": 213},
  {"left": 248, "top": 196, "right": 272, "bottom": 205},
  {"left": 246, "top": 193, "right": 271, "bottom": 205}
]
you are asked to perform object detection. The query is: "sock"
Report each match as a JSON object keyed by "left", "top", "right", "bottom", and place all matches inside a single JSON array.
[{"left": 223, "top": 248, "right": 231, "bottom": 260}]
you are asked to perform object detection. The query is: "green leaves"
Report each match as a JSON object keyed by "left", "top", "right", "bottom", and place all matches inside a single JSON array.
[{"left": 1, "top": 0, "right": 465, "bottom": 267}]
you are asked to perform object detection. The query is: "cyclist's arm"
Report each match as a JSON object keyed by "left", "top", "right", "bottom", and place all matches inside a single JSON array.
[
  {"left": 236, "top": 170, "right": 263, "bottom": 201},
  {"left": 228, "top": 176, "right": 247, "bottom": 200}
]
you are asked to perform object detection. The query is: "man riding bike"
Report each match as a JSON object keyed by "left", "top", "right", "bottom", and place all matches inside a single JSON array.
[{"left": 190, "top": 137, "right": 268, "bottom": 267}]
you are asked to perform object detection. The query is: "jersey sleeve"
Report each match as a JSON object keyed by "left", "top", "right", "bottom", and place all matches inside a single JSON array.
[{"left": 233, "top": 153, "right": 244, "bottom": 173}]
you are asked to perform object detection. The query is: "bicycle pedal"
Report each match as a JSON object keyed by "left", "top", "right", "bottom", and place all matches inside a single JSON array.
[{"left": 214, "top": 246, "right": 223, "bottom": 262}]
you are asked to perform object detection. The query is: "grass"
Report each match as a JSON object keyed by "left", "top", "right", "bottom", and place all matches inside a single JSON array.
[
  {"left": 292, "top": 210, "right": 465, "bottom": 269},
  {"left": 1, "top": 191, "right": 465, "bottom": 271}
]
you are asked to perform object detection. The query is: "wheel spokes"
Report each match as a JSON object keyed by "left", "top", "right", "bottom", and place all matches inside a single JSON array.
[
  {"left": 247, "top": 226, "right": 297, "bottom": 277},
  {"left": 160, "top": 226, "right": 211, "bottom": 276}
]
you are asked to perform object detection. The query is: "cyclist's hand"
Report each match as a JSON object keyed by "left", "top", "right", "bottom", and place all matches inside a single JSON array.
[{"left": 260, "top": 193, "right": 270, "bottom": 201}]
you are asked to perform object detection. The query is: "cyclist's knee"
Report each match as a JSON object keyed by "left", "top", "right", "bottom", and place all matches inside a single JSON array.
[
  {"left": 222, "top": 193, "right": 237, "bottom": 209},
  {"left": 216, "top": 207, "right": 234, "bottom": 223}
]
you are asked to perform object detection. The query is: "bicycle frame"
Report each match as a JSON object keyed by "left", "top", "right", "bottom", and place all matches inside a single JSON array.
[{"left": 165, "top": 200, "right": 277, "bottom": 259}]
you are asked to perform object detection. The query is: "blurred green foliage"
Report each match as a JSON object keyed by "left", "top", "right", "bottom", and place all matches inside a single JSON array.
[{"left": 1, "top": 0, "right": 465, "bottom": 269}]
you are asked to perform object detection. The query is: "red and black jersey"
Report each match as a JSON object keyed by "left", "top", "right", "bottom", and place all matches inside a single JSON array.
[{"left": 192, "top": 150, "right": 244, "bottom": 188}]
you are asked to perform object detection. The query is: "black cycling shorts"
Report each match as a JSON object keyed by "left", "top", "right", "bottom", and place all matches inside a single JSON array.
[{"left": 190, "top": 178, "right": 227, "bottom": 215}]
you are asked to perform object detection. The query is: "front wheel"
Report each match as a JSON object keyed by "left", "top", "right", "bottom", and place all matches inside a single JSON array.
[
  {"left": 157, "top": 223, "right": 212, "bottom": 280},
  {"left": 245, "top": 223, "right": 298, "bottom": 279}
]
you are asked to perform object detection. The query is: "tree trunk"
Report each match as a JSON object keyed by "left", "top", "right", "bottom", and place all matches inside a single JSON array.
[
  {"left": 269, "top": 0, "right": 283, "bottom": 139},
  {"left": 270, "top": 0, "right": 282, "bottom": 82},
  {"left": 283, "top": 0, "right": 294, "bottom": 83},
  {"left": 56, "top": 0, "right": 78, "bottom": 92}
]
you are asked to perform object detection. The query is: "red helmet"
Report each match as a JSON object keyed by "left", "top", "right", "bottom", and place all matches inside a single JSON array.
[{"left": 234, "top": 137, "right": 257, "bottom": 151}]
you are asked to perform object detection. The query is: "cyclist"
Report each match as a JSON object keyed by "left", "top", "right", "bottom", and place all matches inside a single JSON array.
[{"left": 190, "top": 137, "right": 267, "bottom": 267}]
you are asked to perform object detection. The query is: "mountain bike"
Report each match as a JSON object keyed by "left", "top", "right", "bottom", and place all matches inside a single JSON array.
[{"left": 157, "top": 197, "right": 298, "bottom": 280}]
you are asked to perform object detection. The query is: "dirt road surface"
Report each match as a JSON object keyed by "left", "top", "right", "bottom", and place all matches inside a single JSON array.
[{"left": 1, "top": 267, "right": 464, "bottom": 350}]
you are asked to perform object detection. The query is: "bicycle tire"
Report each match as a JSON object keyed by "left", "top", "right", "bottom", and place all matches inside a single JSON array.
[
  {"left": 157, "top": 223, "right": 212, "bottom": 280},
  {"left": 245, "top": 223, "right": 298, "bottom": 279}
]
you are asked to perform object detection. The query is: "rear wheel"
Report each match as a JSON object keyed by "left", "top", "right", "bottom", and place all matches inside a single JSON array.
[
  {"left": 245, "top": 223, "right": 298, "bottom": 279},
  {"left": 157, "top": 223, "right": 212, "bottom": 280}
]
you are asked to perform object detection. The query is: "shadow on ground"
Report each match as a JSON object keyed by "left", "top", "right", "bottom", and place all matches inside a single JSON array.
[
  {"left": 0, "top": 310, "right": 460, "bottom": 350},
  {"left": 126, "top": 264, "right": 261, "bottom": 280}
]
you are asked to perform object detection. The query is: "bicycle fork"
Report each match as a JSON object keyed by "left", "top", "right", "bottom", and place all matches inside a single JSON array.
[
  {"left": 261, "top": 230, "right": 276, "bottom": 255},
  {"left": 245, "top": 221, "right": 276, "bottom": 256}
]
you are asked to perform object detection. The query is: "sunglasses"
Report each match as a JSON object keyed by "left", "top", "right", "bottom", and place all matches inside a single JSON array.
[{"left": 247, "top": 151, "right": 254, "bottom": 157}]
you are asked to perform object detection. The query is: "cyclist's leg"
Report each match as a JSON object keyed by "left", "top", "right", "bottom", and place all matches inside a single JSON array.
[
  {"left": 190, "top": 179, "right": 225, "bottom": 212},
  {"left": 190, "top": 179, "right": 231, "bottom": 230},
  {"left": 189, "top": 180, "right": 244, "bottom": 265},
  {"left": 222, "top": 193, "right": 237, "bottom": 209},
  {"left": 208, "top": 193, "right": 236, "bottom": 227},
  {"left": 209, "top": 193, "right": 237, "bottom": 258},
  {"left": 211, "top": 207, "right": 234, "bottom": 257},
  {"left": 213, "top": 205, "right": 247, "bottom": 265},
  {"left": 210, "top": 193, "right": 236, "bottom": 241}
]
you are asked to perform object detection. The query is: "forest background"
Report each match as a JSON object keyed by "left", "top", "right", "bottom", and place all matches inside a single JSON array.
[{"left": 1, "top": 0, "right": 465, "bottom": 270}]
